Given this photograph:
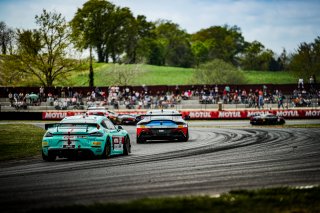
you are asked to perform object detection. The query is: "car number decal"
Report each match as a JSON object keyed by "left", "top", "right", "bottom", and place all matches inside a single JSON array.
[
  {"left": 63, "top": 141, "right": 76, "bottom": 148},
  {"left": 63, "top": 136, "right": 76, "bottom": 139},
  {"left": 112, "top": 137, "right": 123, "bottom": 151}
]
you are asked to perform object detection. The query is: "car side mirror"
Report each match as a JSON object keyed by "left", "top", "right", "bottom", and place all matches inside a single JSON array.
[{"left": 117, "top": 125, "right": 123, "bottom": 131}]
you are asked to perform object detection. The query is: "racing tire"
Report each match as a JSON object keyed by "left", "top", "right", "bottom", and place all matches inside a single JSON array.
[
  {"left": 42, "top": 150, "right": 48, "bottom": 161},
  {"left": 123, "top": 136, "right": 131, "bottom": 155},
  {"left": 42, "top": 150, "right": 56, "bottom": 162},
  {"left": 136, "top": 135, "right": 145, "bottom": 144},
  {"left": 179, "top": 131, "right": 189, "bottom": 142},
  {"left": 102, "top": 139, "right": 111, "bottom": 159},
  {"left": 183, "top": 131, "right": 189, "bottom": 142}
]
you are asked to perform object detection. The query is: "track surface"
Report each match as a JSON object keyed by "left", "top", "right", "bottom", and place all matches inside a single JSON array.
[{"left": 1, "top": 121, "right": 320, "bottom": 212}]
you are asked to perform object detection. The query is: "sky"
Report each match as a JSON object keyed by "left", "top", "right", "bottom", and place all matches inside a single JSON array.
[{"left": 0, "top": 0, "right": 320, "bottom": 55}]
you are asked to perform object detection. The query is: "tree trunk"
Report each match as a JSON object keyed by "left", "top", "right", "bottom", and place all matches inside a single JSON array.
[
  {"left": 97, "top": 46, "right": 104, "bottom": 63},
  {"left": 89, "top": 46, "right": 94, "bottom": 87}
]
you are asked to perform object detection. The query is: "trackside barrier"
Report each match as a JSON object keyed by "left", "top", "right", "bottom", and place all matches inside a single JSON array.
[{"left": 41, "top": 109, "right": 320, "bottom": 120}]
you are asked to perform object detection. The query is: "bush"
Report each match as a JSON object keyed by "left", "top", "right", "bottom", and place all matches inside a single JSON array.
[{"left": 193, "top": 59, "right": 246, "bottom": 84}]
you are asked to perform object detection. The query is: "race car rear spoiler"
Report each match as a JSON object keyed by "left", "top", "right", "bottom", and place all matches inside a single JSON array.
[
  {"left": 45, "top": 123, "right": 98, "bottom": 130},
  {"left": 142, "top": 113, "right": 182, "bottom": 116}
]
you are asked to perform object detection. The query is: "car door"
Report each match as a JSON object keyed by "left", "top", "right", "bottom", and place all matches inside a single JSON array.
[{"left": 103, "top": 119, "right": 125, "bottom": 154}]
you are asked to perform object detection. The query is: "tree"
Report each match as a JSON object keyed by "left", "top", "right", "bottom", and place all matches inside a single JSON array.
[
  {"left": 124, "top": 15, "right": 155, "bottom": 64},
  {"left": 278, "top": 48, "right": 289, "bottom": 71},
  {"left": 2, "top": 10, "right": 81, "bottom": 86},
  {"left": 70, "top": 0, "right": 150, "bottom": 64},
  {"left": 240, "top": 40, "right": 277, "bottom": 71},
  {"left": 0, "top": 21, "right": 15, "bottom": 55},
  {"left": 149, "top": 20, "right": 194, "bottom": 67},
  {"left": 108, "top": 64, "right": 143, "bottom": 86},
  {"left": 193, "top": 59, "right": 246, "bottom": 84},
  {"left": 191, "top": 25, "right": 246, "bottom": 66},
  {"left": 289, "top": 36, "right": 320, "bottom": 80},
  {"left": 70, "top": 0, "right": 116, "bottom": 63},
  {"left": 191, "top": 40, "right": 209, "bottom": 67}
]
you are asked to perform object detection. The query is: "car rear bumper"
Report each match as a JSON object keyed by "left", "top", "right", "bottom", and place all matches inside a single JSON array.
[
  {"left": 138, "top": 129, "right": 187, "bottom": 141},
  {"left": 43, "top": 147, "right": 102, "bottom": 158}
]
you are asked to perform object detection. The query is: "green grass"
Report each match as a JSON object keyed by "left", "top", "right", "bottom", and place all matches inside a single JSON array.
[
  {"left": 0, "top": 124, "right": 45, "bottom": 161},
  {"left": 30, "top": 186, "right": 320, "bottom": 213},
  {"left": 243, "top": 70, "right": 297, "bottom": 84},
  {"left": 66, "top": 63, "right": 301, "bottom": 86}
]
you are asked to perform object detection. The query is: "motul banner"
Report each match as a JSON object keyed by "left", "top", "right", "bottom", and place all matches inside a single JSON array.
[
  {"left": 42, "top": 111, "right": 84, "bottom": 120},
  {"left": 181, "top": 109, "right": 320, "bottom": 120},
  {"left": 42, "top": 109, "right": 320, "bottom": 120}
]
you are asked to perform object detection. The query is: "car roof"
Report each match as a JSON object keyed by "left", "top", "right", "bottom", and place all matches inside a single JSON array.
[
  {"left": 87, "top": 107, "right": 106, "bottom": 110},
  {"left": 258, "top": 113, "right": 276, "bottom": 117},
  {"left": 146, "top": 109, "right": 180, "bottom": 115}
]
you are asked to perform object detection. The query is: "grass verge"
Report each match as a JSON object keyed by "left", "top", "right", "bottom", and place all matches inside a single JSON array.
[
  {"left": 0, "top": 124, "right": 45, "bottom": 161},
  {"left": 30, "top": 186, "right": 320, "bottom": 213}
]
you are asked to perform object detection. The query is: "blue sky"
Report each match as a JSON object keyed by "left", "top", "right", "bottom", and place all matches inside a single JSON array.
[{"left": 0, "top": 0, "right": 319, "bottom": 55}]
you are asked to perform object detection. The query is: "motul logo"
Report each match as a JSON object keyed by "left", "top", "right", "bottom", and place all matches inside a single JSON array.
[
  {"left": 43, "top": 112, "right": 67, "bottom": 119},
  {"left": 305, "top": 111, "right": 320, "bottom": 117},
  {"left": 189, "top": 111, "right": 211, "bottom": 118},
  {"left": 218, "top": 111, "right": 241, "bottom": 118},
  {"left": 276, "top": 111, "right": 299, "bottom": 117},
  {"left": 247, "top": 111, "right": 270, "bottom": 117}
]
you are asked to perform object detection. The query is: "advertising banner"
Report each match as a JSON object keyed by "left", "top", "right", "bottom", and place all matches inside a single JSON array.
[{"left": 42, "top": 109, "right": 320, "bottom": 120}]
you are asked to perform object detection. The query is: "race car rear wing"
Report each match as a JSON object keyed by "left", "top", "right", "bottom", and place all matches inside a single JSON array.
[
  {"left": 45, "top": 123, "right": 98, "bottom": 131},
  {"left": 142, "top": 113, "right": 182, "bottom": 117}
]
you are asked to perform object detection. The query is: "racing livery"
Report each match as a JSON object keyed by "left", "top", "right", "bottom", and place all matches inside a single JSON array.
[
  {"left": 136, "top": 110, "right": 189, "bottom": 143},
  {"left": 42, "top": 115, "right": 131, "bottom": 161},
  {"left": 250, "top": 113, "right": 285, "bottom": 125}
]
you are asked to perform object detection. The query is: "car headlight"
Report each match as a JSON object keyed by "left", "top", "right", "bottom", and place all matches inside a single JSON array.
[{"left": 89, "top": 132, "right": 104, "bottom": 137}]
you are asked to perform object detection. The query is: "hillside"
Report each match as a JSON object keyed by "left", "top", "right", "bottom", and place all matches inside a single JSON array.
[{"left": 65, "top": 63, "right": 298, "bottom": 87}]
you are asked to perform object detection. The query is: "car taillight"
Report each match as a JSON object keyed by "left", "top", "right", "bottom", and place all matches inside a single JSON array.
[
  {"left": 44, "top": 132, "right": 53, "bottom": 137},
  {"left": 178, "top": 124, "right": 188, "bottom": 128},
  {"left": 89, "top": 132, "right": 103, "bottom": 137}
]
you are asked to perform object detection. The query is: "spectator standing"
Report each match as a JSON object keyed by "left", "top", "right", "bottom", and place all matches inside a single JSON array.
[
  {"left": 309, "top": 75, "right": 315, "bottom": 90},
  {"left": 39, "top": 86, "right": 45, "bottom": 102},
  {"left": 298, "top": 78, "right": 304, "bottom": 89},
  {"left": 258, "top": 89, "right": 264, "bottom": 109},
  {"left": 61, "top": 87, "right": 65, "bottom": 98},
  {"left": 278, "top": 92, "right": 284, "bottom": 109},
  {"left": 8, "top": 92, "right": 13, "bottom": 106}
]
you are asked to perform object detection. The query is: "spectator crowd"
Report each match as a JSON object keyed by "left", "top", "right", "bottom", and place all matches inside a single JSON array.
[{"left": 4, "top": 77, "right": 319, "bottom": 110}]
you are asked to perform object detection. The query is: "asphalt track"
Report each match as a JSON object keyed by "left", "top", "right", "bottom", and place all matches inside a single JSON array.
[{"left": 0, "top": 120, "right": 320, "bottom": 212}]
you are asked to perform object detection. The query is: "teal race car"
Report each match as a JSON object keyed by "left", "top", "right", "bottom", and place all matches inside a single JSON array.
[{"left": 42, "top": 115, "right": 131, "bottom": 161}]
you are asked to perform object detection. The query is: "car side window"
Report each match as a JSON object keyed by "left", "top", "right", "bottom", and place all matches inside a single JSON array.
[
  {"left": 104, "top": 119, "right": 116, "bottom": 130},
  {"left": 101, "top": 120, "right": 108, "bottom": 129}
]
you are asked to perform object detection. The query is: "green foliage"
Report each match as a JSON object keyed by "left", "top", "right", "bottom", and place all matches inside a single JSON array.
[
  {"left": 30, "top": 187, "right": 320, "bottom": 213},
  {"left": 2, "top": 9, "right": 82, "bottom": 87},
  {"left": 289, "top": 36, "right": 320, "bottom": 80},
  {"left": 191, "top": 25, "right": 246, "bottom": 66},
  {"left": 149, "top": 20, "right": 194, "bottom": 68},
  {"left": 70, "top": 0, "right": 154, "bottom": 64},
  {"left": 0, "top": 21, "right": 15, "bottom": 55},
  {"left": 0, "top": 124, "right": 45, "bottom": 161},
  {"left": 191, "top": 40, "right": 209, "bottom": 66},
  {"left": 193, "top": 59, "right": 246, "bottom": 84},
  {"left": 240, "top": 40, "right": 278, "bottom": 71}
]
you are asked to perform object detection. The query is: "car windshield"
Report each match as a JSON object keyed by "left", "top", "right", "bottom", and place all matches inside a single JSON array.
[{"left": 144, "top": 115, "right": 182, "bottom": 121}]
